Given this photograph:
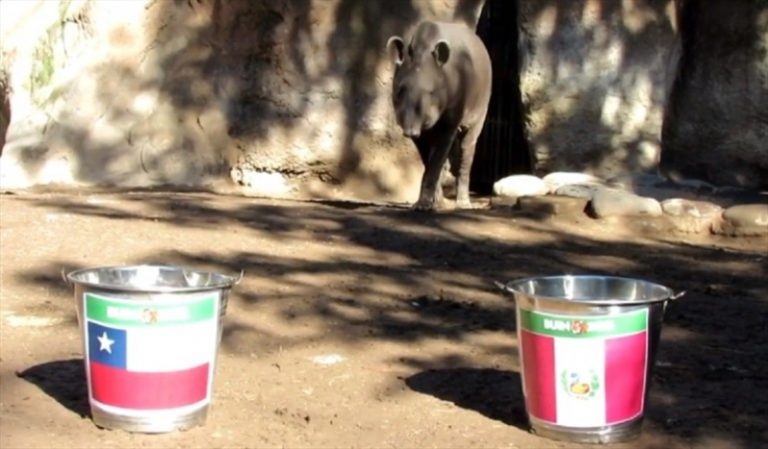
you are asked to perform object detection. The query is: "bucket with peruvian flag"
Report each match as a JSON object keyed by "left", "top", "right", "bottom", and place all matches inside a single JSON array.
[
  {"left": 67, "top": 265, "right": 241, "bottom": 433},
  {"left": 500, "top": 275, "right": 683, "bottom": 444}
]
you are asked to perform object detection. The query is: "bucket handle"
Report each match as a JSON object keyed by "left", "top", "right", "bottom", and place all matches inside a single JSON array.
[
  {"left": 493, "top": 280, "right": 511, "bottom": 294},
  {"left": 669, "top": 290, "right": 686, "bottom": 301},
  {"left": 233, "top": 269, "right": 245, "bottom": 285}
]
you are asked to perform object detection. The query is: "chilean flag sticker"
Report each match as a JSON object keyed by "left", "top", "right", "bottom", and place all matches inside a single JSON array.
[
  {"left": 518, "top": 308, "right": 649, "bottom": 428},
  {"left": 83, "top": 292, "right": 220, "bottom": 414}
]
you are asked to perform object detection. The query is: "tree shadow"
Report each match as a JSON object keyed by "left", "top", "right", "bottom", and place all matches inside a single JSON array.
[
  {"left": 519, "top": 0, "right": 677, "bottom": 176},
  {"left": 16, "top": 359, "right": 90, "bottom": 419},
  {"left": 5, "top": 0, "right": 424, "bottom": 195},
  {"left": 406, "top": 368, "right": 529, "bottom": 429},
  {"left": 7, "top": 190, "right": 768, "bottom": 448},
  {"left": 662, "top": 0, "right": 768, "bottom": 189}
]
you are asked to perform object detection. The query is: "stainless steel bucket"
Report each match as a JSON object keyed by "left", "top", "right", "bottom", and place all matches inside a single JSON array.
[
  {"left": 499, "top": 275, "right": 683, "bottom": 444},
  {"left": 66, "top": 265, "right": 241, "bottom": 433}
]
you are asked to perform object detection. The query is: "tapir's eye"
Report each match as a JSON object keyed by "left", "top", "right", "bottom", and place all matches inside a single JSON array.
[{"left": 407, "top": 44, "right": 413, "bottom": 59}]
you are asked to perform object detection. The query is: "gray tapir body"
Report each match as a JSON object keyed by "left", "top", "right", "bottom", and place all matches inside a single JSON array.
[{"left": 387, "top": 20, "right": 492, "bottom": 210}]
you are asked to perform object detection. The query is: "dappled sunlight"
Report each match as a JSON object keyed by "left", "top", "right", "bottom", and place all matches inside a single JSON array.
[
  {"left": 1, "top": 1, "right": 766, "bottom": 446},
  {"left": 1, "top": 0, "right": 427, "bottom": 199},
  {"left": 537, "top": 5, "right": 559, "bottom": 39},
  {"left": 3, "top": 189, "right": 766, "bottom": 447},
  {"left": 521, "top": 0, "right": 675, "bottom": 176},
  {"left": 621, "top": 0, "right": 663, "bottom": 34},
  {"left": 580, "top": 0, "right": 601, "bottom": 29}
]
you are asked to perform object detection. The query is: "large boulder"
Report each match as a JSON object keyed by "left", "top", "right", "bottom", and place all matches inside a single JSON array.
[{"left": 661, "top": 0, "right": 768, "bottom": 190}]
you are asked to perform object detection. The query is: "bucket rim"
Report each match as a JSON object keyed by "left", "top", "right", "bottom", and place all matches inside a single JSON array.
[
  {"left": 65, "top": 264, "right": 242, "bottom": 293},
  {"left": 501, "top": 274, "right": 677, "bottom": 306}
]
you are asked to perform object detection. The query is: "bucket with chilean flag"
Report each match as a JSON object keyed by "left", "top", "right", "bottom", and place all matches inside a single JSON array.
[
  {"left": 67, "top": 265, "right": 241, "bottom": 433},
  {"left": 500, "top": 275, "right": 683, "bottom": 444}
]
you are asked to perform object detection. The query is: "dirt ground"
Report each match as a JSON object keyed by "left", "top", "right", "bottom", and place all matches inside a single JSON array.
[{"left": 0, "top": 188, "right": 766, "bottom": 449}]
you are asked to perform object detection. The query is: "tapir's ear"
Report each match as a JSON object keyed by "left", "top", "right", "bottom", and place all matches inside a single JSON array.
[
  {"left": 387, "top": 36, "right": 405, "bottom": 65},
  {"left": 433, "top": 40, "right": 450, "bottom": 66}
]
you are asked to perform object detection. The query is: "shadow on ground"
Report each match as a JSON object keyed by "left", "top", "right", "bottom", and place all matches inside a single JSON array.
[
  {"left": 6, "top": 190, "right": 767, "bottom": 448},
  {"left": 406, "top": 368, "right": 528, "bottom": 429},
  {"left": 17, "top": 359, "right": 90, "bottom": 418}
]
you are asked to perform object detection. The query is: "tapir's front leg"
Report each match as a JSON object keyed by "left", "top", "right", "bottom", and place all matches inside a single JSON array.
[
  {"left": 414, "top": 128, "right": 457, "bottom": 211},
  {"left": 455, "top": 122, "right": 483, "bottom": 209}
]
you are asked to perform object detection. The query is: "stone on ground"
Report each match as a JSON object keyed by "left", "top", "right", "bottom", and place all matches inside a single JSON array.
[
  {"left": 493, "top": 175, "right": 548, "bottom": 198},
  {"left": 661, "top": 199, "right": 724, "bottom": 234},
  {"left": 554, "top": 183, "right": 603, "bottom": 200},
  {"left": 713, "top": 204, "right": 768, "bottom": 236},
  {"left": 589, "top": 187, "right": 663, "bottom": 218},
  {"left": 542, "top": 172, "right": 603, "bottom": 193}
]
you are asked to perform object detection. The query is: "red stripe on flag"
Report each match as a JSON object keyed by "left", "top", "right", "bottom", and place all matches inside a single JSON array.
[
  {"left": 90, "top": 362, "right": 209, "bottom": 409},
  {"left": 520, "top": 329, "right": 557, "bottom": 423},
  {"left": 605, "top": 332, "right": 647, "bottom": 423}
]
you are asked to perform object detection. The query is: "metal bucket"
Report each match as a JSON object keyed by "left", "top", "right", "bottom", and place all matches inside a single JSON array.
[
  {"left": 66, "top": 265, "right": 241, "bottom": 433},
  {"left": 498, "top": 275, "right": 683, "bottom": 444}
]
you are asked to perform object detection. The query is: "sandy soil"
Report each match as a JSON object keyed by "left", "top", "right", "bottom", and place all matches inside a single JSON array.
[{"left": 0, "top": 189, "right": 766, "bottom": 449}]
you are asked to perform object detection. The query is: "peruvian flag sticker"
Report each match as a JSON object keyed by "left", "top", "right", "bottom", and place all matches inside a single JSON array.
[{"left": 519, "top": 308, "right": 649, "bottom": 428}]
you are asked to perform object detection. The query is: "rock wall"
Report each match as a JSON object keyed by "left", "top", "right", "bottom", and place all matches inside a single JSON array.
[
  {"left": 661, "top": 0, "right": 768, "bottom": 190},
  {"left": 0, "top": 0, "right": 477, "bottom": 202},
  {"left": 518, "top": 0, "right": 679, "bottom": 179},
  {"left": 1, "top": 0, "right": 765, "bottom": 198}
]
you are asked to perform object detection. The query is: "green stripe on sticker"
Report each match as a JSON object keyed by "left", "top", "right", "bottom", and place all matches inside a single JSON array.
[
  {"left": 85, "top": 293, "right": 216, "bottom": 326},
  {"left": 520, "top": 308, "right": 647, "bottom": 338}
]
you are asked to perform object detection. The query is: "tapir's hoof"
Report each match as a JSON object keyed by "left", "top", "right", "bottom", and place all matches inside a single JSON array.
[
  {"left": 455, "top": 199, "right": 474, "bottom": 209},
  {"left": 412, "top": 200, "right": 436, "bottom": 212}
]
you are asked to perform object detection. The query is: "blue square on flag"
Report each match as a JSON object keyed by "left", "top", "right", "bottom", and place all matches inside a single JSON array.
[{"left": 88, "top": 321, "right": 127, "bottom": 369}]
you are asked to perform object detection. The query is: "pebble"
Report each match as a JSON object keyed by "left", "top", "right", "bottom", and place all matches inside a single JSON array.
[
  {"left": 589, "top": 187, "right": 663, "bottom": 218},
  {"left": 493, "top": 175, "right": 548, "bottom": 198}
]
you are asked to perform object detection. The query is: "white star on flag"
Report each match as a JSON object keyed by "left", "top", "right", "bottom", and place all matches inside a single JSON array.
[{"left": 97, "top": 331, "right": 114, "bottom": 354}]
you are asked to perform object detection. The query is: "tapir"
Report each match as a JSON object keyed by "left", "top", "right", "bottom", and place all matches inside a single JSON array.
[{"left": 387, "top": 20, "right": 492, "bottom": 210}]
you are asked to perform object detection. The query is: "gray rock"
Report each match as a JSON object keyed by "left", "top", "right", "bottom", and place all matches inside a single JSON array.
[
  {"left": 723, "top": 204, "right": 768, "bottom": 227},
  {"left": 493, "top": 175, "right": 548, "bottom": 198},
  {"left": 543, "top": 172, "right": 603, "bottom": 193},
  {"left": 589, "top": 187, "right": 663, "bottom": 218},
  {"left": 554, "top": 183, "right": 603, "bottom": 200},
  {"left": 516, "top": 195, "right": 589, "bottom": 218},
  {"left": 670, "top": 178, "right": 717, "bottom": 192},
  {"left": 661, "top": 198, "right": 723, "bottom": 234},
  {"left": 606, "top": 173, "right": 678, "bottom": 200},
  {"left": 713, "top": 204, "right": 768, "bottom": 236},
  {"left": 661, "top": 198, "right": 723, "bottom": 217},
  {"left": 607, "top": 173, "right": 666, "bottom": 190}
]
